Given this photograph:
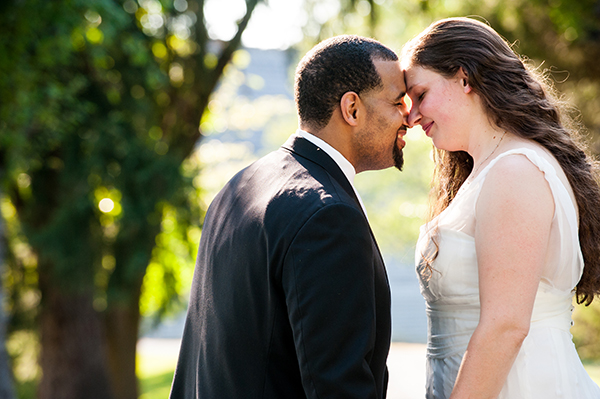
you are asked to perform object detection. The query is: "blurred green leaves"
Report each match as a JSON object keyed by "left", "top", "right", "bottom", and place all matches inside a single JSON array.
[{"left": 0, "top": 0, "right": 264, "bottom": 395}]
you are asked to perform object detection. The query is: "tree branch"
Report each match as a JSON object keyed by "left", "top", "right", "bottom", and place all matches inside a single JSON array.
[
  {"left": 205, "top": 0, "right": 261, "bottom": 96},
  {"left": 170, "top": 0, "right": 262, "bottom": 160},
  {"left": 193, "top": 0, "right": 208, "bottom": 72}
]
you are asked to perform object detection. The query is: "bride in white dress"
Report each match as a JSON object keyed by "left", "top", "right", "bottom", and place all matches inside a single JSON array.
[{"left": 402, "top": 18, "right": 600, "bottom": 398}]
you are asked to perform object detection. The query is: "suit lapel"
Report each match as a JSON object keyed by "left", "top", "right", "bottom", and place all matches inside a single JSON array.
[
  {"left": 282, "top": 134, "right": 361, "bottom": 210},
  {"left": 282, "top": 134, "right": 389, "bottom": 280}
]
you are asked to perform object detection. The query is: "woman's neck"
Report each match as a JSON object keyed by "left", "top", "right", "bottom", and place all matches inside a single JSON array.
[{"left": 468, "top": 127, "right": 510, "bottom": 176}]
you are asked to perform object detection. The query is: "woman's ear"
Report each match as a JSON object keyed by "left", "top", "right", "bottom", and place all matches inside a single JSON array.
[
  {"left": 457, "top": 67, "right": 472, "bottom": 94},
  {"left": 340, "top": 91, "right": 361, "bottom": 126}
]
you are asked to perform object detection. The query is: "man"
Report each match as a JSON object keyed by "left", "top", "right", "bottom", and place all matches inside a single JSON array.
[{"left": 170, "top": 35, "right": 409, "bottom": 399}]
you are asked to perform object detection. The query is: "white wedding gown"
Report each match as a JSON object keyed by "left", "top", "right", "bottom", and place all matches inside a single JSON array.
[{"left": 415, "top": 148, "right": 600, "bottom": 398}]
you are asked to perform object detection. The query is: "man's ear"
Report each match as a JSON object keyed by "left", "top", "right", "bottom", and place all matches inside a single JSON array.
[
  {"left": 457, "top": 67, "right": 472, "bottom": 94},
  {"left": 340, "top": 91, "right": 361, "bottom": 126}
]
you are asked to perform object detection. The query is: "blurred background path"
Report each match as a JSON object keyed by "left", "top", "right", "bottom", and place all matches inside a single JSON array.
[{"left": 137, "top": 338, "right": 427, "bottom": 399}]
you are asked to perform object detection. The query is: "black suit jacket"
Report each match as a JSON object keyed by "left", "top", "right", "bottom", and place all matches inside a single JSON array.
[{"left": 169, "top": 135, "right": 392, "bottom": 399}]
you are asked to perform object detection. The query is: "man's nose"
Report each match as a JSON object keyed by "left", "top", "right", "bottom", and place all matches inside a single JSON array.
[{"left": 399, "top": 104, "right": 410, "bottom": 126}]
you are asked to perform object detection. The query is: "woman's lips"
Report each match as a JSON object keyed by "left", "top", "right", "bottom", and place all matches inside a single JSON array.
[{"left": 422, "top": 122, "right": 434, "bottom": 136}]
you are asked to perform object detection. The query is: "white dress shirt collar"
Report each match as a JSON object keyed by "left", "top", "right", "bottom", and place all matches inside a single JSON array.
[{"left": 296, "top": 129, "right": 369, "bottom": 219}]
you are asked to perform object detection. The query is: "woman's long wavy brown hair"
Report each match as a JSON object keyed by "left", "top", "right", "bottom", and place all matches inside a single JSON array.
[{"left": 403, "top": 17, "right": 600, "bottom": 305}]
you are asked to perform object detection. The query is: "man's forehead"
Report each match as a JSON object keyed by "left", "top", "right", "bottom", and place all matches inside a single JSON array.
[
  {"left": 373, "top": 60, "right": 404, "bottom": 82},
  {"left": 373, "top": 58, "right": 402, "bottom": 73},
  {"left": 379, "top": 63, "right": 406, "bottom": 95}
]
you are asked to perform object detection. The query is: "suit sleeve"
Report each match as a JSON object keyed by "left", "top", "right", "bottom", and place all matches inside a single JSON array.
[{"left": 282, "top": 203, "right": 381, "bottom": 399}]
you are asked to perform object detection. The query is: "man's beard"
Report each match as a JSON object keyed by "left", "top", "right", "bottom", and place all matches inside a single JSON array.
[{"left": 393, "top": 143, "right": 404, "bottom": 171}]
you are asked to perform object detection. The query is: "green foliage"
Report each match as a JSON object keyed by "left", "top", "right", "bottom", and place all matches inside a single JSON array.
[
  {"left": 0, "top": 0, "right": 265, "bottom": 319},
  {"left": 139, "top": 203, "right": 198, "bottom": 320},
  {"left": 5, "top": 330, "right": 40, "bottom": 396},
  {"left": 573, "top": 301, "right": 600, "bottom": 360},
  {"left": 0, "top": 0, "right": 264, "bottom": 394},
  {"left": 0, "top": 199, "right": 39, "bottom": 333},
  {"left": 1, "top": 0, "right": 188, "bottom": 308},
  {"left": 139, "top": 371, "right": 174, "bottom": 399},
  {"left": 355, "top": 130, "right": 433, "bottom": 263}
]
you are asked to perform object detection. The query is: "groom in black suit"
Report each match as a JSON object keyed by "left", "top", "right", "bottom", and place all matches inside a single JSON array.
[{"left": 170, "top": 35, "right": 409, "bottom": 399}]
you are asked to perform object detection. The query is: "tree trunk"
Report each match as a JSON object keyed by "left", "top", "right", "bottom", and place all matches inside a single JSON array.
[
  {"left": 0, "top": 213, "right": 15, "bottom": 399},
  {"left": 0, "top": 286, "right": 14, "bottom": 399},
  {"left": 38, "top": 272, "right": 113, "bottom": 399},
  {"left": 105, "top": 300, "right": 141, "bottom": 399}
]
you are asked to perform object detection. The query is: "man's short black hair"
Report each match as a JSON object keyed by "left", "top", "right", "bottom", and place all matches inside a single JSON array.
[{"left": 294, "top": 35, "right": 398, "bottom": 131}]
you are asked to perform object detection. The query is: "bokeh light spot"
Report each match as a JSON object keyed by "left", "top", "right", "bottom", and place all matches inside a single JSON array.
[{"left": 99, "top": 198, "right": 115, "bottom": 213}]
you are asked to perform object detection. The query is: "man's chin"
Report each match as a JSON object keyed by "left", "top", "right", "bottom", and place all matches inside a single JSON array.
[{"left": 393, "top": 147, "right": 404, "bottom": 171}]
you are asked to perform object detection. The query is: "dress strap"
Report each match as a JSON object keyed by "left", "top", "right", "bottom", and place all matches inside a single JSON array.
[
  {"left": 477, "top": 149, "right": 570, "bottom": 218},
  {"left": 477, "top": 148, "right": 584, "bottom": 282}
]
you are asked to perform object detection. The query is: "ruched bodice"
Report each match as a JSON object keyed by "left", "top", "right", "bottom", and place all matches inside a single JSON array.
[{"left": 415, "top": 148, "right": 600, "bottom": 398}]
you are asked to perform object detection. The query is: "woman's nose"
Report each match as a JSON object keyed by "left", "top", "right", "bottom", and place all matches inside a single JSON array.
[{"left": 407, "top": 107, "right": 422, "bottom": 128}]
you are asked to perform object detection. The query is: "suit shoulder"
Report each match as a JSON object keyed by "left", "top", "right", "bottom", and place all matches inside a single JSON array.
[
  {"left": 206, "top": 146, "right": 362, "bottom": 231},
  {"left": 273, "top": 158, "right": 356, "bottom": 210}
]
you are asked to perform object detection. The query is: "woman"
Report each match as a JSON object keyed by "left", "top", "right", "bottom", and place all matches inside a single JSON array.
[{"left": 403, "top": 17, "right": 600, "bottom": 398}]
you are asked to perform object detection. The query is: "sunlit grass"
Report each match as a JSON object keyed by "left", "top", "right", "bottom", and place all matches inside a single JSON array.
[
  {"left": 135, "top": 339, "right": 600, "bottom": 398},
  {"left": 139, "top": 371, "right": 174, "bottom": 399},
  {"left": 15, "top": 380, "right": 36, "bottom": 399},
  {"left": 9, "top": 337, "right": 600, "bottom": 398},
  {"left": 137, "top": 338, "right": 179, "bottom": 399}
]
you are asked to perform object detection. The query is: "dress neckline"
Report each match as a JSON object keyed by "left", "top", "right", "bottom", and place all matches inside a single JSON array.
[{"left": 425, "top": 147, "right": 562, "bottom": 228}]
